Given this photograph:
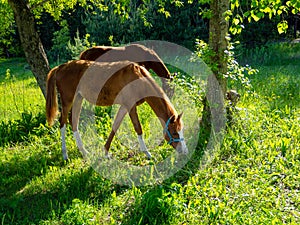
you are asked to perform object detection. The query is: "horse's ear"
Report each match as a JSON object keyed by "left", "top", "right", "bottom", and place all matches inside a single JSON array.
[
  {"left": 132, "top": 63, "right": 139, "bottom": 69},
  {"left": 178, "top": 112, "right": 184, "bottom": 120},
  {"left": 170, "top": 112, "right": 183, "bottom": 123},
  {"left": 170, "top": 114, "right": 176, "bottom": 123},
  {"left": 131, "top": 63, "right": 140, "bottom": 73}
]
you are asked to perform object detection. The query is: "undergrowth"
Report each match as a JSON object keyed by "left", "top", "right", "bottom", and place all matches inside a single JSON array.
[{"left": 0, "top": 42, "right": 299, "bottom": 224}]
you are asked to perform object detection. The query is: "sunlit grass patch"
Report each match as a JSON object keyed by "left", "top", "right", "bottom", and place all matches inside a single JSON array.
[
  {"left": 1, "top": 42, "right": 300, "bottom": 224},
  {"left": 0, "top": 58, "right": 44, "bottom": 121}
]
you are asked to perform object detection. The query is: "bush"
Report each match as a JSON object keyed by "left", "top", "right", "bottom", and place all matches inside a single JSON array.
[
  {"left": 82, "top": 1, "right": 208, "bottom": 49},
  {"left": 47, "top": 20, "right": 72, "bottom": 62},
  {"left": 194, "top": 39, "right": 258, "bottom": 91},
  {"left": 48, "top": 21, "right": 94, "bottom": 63},
  {"left": 67, "top": 31, "right": 95, "bottom": 60},
  {"left": 0, "top": 111, "right": 47, "bottom": 146}
]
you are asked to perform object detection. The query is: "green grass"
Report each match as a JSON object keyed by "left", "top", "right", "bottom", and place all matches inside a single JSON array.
[
  {"left": 0, "top": 43, "right": 300, "bottom": 224},
  {"left": 0, "top": 58, "right": 45, "bottom": 121}
]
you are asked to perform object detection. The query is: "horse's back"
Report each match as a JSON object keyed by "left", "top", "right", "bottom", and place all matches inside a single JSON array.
[
  {"left": 72, "top": 60, "right": 141, "bottom": 105},
  {"left": 53, "top": 59, "right": 166, "bottom": 112},
  {"left": 79, "top": 44, "right": 153, "bottom": 63},
  {"left": 80, "top": 46, "right": 114, "bottom": 61},
  {"left": 55, "top": 60, "right": 91, "bottom": 88}
]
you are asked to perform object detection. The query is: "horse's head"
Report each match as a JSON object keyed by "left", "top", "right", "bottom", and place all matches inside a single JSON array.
[{"left": 164, "top": 113, "right": 188, "bottom": 154}]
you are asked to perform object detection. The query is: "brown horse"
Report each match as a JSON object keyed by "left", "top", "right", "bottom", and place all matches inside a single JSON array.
[
  {"left": 79, "top": 44, "right": 174, "bottom": 97},
  {"left": 46, "top": 60, "right": 187, "bottom": 160},
  {"left": 80, "top": 44, "right": 171, "bottom": 78}
]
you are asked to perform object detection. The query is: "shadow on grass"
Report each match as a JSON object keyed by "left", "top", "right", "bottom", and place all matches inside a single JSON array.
[
  {"left": 0, "top": 144, "right": 124, "bottom": 225},
  {"left": 0, "top": 58, "right": 32, "bottom": 82},
  {"left": 0, "top": 111, "right": 48, "bottom": 147}
]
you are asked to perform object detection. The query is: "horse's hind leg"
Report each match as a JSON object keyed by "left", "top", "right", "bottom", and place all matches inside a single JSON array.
[
  {"left": 104, "top": 105, "right": 127, "bottom": 157},
  {"left": 71, "top": 93, "right": 88, "bottom": 157},
  {"left": 59, "top": 103, "right": 72, "bottom": 160},
  {"left": 128, "top": 106, "right": 152, "bottom": 159},
  {"left": 60, "top": 124, "right": 68, "bottom": 160}
]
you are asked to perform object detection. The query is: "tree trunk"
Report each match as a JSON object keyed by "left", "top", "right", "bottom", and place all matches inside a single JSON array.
[
  {"left": 199, "top": 0, "right": 229, "bottom": 140},
  {"left": 7, "top": 0, "right": 50, "bottom": 98},
  {"left": 209, "top": 0, "right": 229, "bottom": 96}
]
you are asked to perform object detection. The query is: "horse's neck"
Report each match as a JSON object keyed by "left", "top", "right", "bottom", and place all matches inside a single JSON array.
[
  {"left": 145, "top": 96, "right": 176, "bottom": 126},
  {"left": 138, "top": 65, "right": 174, "bottom": 125},
  {"left": 149, "top": 61, "right": 169, "bottom": 78}
]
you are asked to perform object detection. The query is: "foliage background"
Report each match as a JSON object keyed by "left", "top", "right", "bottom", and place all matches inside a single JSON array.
[
  {"left": 0, "top": 0, "right": 300, "bottom": 224},
  {"left": 1, "top": 0, "right": 299, "bottom": 60},
  {"left": 0, "top": 43, "right": 299, "bottom": 224}
]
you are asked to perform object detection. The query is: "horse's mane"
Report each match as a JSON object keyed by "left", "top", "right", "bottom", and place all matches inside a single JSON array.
[
  {"left": 138, "top": 65, "right": 170, "bottom": 102},
  {"left": 137, "top": 65, "right": 177, "bottom": 120}
]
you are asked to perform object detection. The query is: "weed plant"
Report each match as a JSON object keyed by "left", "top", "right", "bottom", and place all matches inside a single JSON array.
[{"left": 0, "top": 43, "right": 299, "bottom": 224}]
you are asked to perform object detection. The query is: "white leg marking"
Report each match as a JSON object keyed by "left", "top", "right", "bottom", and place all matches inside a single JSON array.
[
  {"left": 73, "top": 131, "right": 87, "bottom": 156},
  {"left": 177, "top": 129, "right": 188, "bottom": 154},
  {"left": 60, "top": 124, "right": 68, "bottom": 160},
  {"left": 138, "top": 135, "right": 152, "bottom": 159}
]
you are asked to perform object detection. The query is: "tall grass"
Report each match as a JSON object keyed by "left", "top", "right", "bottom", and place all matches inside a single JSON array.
[
  {"left": 0, "top": 58, "right": 45, "bottom": 121},
  {"left": 0, "top": 43, "right": 299, "bottom": 224},
  {"left": 0, "top": 58, "right": 46, "bottom": 146}
]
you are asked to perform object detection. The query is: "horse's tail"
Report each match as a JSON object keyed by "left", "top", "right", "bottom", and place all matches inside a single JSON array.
[{"left": 46, "top": 67, "right": 58, "bottom": 126}]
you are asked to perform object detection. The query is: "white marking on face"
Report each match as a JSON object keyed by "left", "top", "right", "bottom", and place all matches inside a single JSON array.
[{"left": 177, "top": 129, "right": 188, "bottom": 154}]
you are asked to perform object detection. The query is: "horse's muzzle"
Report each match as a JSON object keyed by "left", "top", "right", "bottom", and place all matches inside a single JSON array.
[{"left": 176, "top": 141, "right": 188, "bottom": 155}]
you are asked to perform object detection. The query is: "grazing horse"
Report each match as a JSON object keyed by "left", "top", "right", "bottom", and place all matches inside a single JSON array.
[{"left": 46, "top": 60, "right": 187, "bottom": 160}]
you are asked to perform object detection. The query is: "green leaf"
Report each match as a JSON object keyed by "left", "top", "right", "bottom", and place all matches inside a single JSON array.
[
  {"left": 244, "top": 11, "right": 250, "bottom": 17},
  {"left": 251, "top": 0, "right": 259, "bottom": 8},
  {"left": 233, "top": 18, "right": 240, "bottom": 25},
  {"left": 277, "top": 21, "right": 288, "bottom": 34},
  {"left": 257, "top": 12, "right": 265, "bottom": 19},
  {"left": 230, "top": 0, "right": 239, "bottom": 10},
  {"left": 262, "top": 7, "right": 271, "bottom": 13},
  {"left": 251, "top": 13, "right": 260, "bottom": 22},
  {"left": 291, "top": 8, "right": 298, "bottom": 14}
]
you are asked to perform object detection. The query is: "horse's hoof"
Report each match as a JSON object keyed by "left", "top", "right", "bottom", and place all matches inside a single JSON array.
[
  {"left": 104, "top": 152, "right": 112, "bottom": 159},
  {"left": 144, "top": 151, "right": 152, "bottom": 159},
  {"left": 63, "top": 154, "right": 69, "bottom": 161}
]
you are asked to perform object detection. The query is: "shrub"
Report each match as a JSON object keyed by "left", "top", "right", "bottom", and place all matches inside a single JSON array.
[{"left": 0, "top": 111, "right": 47, "bottom": 146}]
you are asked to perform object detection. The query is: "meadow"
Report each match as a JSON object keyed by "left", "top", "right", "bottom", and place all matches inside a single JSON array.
[{"left": 0, "top": 43, "right": 299, "bottom": 224}]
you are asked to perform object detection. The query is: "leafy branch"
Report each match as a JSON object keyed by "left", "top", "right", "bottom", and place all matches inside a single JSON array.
[{"left": 229, "top": 0, "right": 300, "bottom": 34}]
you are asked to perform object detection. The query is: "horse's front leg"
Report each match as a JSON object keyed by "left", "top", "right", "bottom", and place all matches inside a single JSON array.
[
  {"left": 128, "top": 106, "right": 152, "bottom": 159},
  {"left": 104, "top": 105, "right": 128, "bottom": 157},
  {"left": 71, "top": 93, "right": 88, "bottom": 157}
]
